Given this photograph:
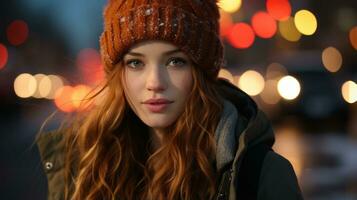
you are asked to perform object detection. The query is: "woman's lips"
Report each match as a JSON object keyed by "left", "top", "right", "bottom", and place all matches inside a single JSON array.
[{"left": 145, "top": 102, "right": 172, "bottom": 112}]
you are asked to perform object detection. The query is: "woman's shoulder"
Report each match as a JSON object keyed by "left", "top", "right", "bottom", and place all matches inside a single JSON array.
[{"left": 258, "top": 151, "right": 304, "bottom": 200}]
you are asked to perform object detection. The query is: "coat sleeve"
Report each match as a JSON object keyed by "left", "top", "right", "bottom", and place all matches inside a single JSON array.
[{"left": 257, "top": 151, "right": 304, "bottom": 200}]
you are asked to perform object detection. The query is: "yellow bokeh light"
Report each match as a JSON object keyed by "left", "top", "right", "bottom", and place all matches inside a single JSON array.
[
  {"left": 322, "top": 47, "right": 343, "bottom": 73},
  {"left": 341, "top": 81, "right": 357, "bottom": 104},
  {"left": 218, "top": 0, "right": 242, "bottom": 13},
  {"left": 33, "top": 74, "right": 46, "bottom": 98},
  {"left": 38, "top": 75, "right": 52, "bottom": 98},
  {"left": 277, "top": 76, "right": 301, "bottom": 100},
  {"left": 14, "top": 73, "right": 37, "bottom": 98},
  {"left": 46, "top": 75, "right": 64, "bottom": 99},
  {"left": 260, "top": 80, "right": 281, "bottom": 104},
  {"left": 218, "top": 68, "right": 234, "bottom": 83},
  {"left": 294, "top": 10, "right": 318, "bottom": 35},
  {"left": 278, "top": 17, "right": 302, "bottom": 42},
  {"left": 238, "top": 70, "right": 265, "bottom": 96}
]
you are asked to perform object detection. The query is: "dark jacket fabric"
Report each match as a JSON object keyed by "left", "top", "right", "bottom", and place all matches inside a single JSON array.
[
  {"left": 214, "top": 79, "right": 303, "bottom": 200},
  {"left": 36, "top": 79, "right": 304, "bottom": 200}
]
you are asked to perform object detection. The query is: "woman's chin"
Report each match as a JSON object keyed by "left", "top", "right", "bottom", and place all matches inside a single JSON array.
[{"left": 142, "top": 116, "right": 176, "bottom": 129}]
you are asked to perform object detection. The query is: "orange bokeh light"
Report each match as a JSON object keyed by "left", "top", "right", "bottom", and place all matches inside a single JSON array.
[
  {"left": 266, "top": 0, "right": 292, "bottom": 21},
  {"left": 219, "top": 11, "right": 234, "bottom": 38},
  {"left": 0, "top": 43, "right": 8, "bottom": 70},
  {"left": 54, "top": 86, "right": 76, "bottom": 113},
  {"left": 6, "top": 20, "right": 29, "bottom": 46},
  {"left": 227, "top": 23, "right": 255, "bottom": 49},
  {"left": 252, "top": 11, "right": 277, "bottom": 38},
  {"left": 349, "top": 26, "right": 357, "bottom": 50},
  {"left": 71, "top": 85, "right": 94, "bottom": 111}
]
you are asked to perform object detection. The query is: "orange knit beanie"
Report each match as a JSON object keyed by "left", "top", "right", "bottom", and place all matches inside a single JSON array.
[{"left": 99, "top": 0, "right": 224, "bottom": 79}]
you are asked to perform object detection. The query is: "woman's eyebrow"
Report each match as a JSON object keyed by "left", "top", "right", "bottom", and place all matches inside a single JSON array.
[{"left": 126, "top": 49, "right": 182, "bottom": 57}]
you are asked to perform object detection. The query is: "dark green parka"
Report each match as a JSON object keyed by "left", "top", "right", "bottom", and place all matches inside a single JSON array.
[{"left": 36, "top": 79, "right": 304, "bottom": 200}]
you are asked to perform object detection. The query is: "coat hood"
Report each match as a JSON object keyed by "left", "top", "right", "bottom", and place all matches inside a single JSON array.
[{"left": 214, "top": 78, "right": 275, "bottom": 172}]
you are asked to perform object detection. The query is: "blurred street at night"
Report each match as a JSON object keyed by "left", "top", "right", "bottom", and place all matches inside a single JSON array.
[{"left": 1, "top": 0, "right": 357, "bottom": 199}]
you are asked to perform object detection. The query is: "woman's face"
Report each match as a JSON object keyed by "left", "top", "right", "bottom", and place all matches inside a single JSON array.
[{"left": 122, "top": 41, "right": 193, "bottom": 129}]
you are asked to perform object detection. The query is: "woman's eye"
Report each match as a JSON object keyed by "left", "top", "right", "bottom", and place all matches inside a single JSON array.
[
  {"left": 125, "top": 59, "right": 143, "bottom": 69},
  {"left": 167, "top": 57, "right": 188, "bottom": 67}
]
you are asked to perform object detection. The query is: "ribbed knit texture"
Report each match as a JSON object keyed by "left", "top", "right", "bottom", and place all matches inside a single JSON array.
[{"left": 99, "top": 0, "right": 224, "bottom": 79}]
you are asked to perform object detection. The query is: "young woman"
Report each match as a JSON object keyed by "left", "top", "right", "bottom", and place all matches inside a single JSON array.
[{"left": 36, "top": 0, "right": 304, "bottom": 199}]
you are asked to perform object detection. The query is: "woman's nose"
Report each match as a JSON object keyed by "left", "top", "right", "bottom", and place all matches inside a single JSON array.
[{"left": 146, "top": 65, "right": 167, "bottom": 92}]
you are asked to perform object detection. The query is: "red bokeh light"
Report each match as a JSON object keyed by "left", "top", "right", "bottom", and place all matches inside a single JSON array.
[
  {"left": 266, "top": 0, "right": 292, "bottom": 21},
  {"left": 6, "top": 20, "right": 29, "bottom": 46},
  {"left": 227, "top": 23, "right": 255, "bottom": 49},
  {"left": 0, "top": 44, "right": 8, "bottom": 70},
  {"left": 252, "top": 11, "right": 277, "bottom": 38},
  {"left": 77, "top": 48, "right": 104, "bottom": 84}
]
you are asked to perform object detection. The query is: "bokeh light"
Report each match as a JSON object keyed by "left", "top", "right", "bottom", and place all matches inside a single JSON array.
[
  {"left": 38, "top": 75, "right": 52, "bottom": 98},
  {"left": 45, "top": 75, "right": 65, "bottom": 99},
  {"left": 266, "top": 62, "right": 288, "bottom": 80},
  {"left": 238, "top": 70, "right": 265, "bottom": 96},
  {"left": 260, "top": 79, "right": 281, "bottom": 104},
  {"left": 218, "top": 68, "right": 234, "bottom": 83},
  {"left": 71, "top": 84, "right": 93, "bottom": 111},
  {"left": 54, "top": 86, "right": 75, "bottom": 112},
  {"left": 218, "top": 0, "right": 242, "bottom": 13},
  {"left": 0, "top": 43, "right": 8, "bottom": 70},
  {"left": 32, "top": 74, "right": 47, "bottom": 98},
  {"left": 14, "top": 73, "right": 37, "bottom": 98},
  {"left": 278, "top": 17, "right": 302, "bottom": 42},
  {"left": 341, "top": 81, "right": 357, "bottom": 104},
  {"left": 266, "top": 0, "right": 292, "bottom": 21},
  {"left": 349, "top": 26, "right": 357, "bottom": 50},
  {"left": 251, "top": 11, "right": 277, "bottom": 39},
  {"left": 274, "top": 126, "right": 304, "bottom": 179},
  {"left": 322, "top": 47, "right": 343, "bottom": 73},
  {"left": 219, "top": 10, "right": 234, "bottom": 38},
  {"left": 6, "top": 20, "right": 29, "bottom": 46},
  {"left": 294, "top": 10, "right": 318, "bottom": 35},
  {"left": 77, "top": 48, "right": 104, "bottom": 85},
  {"left": 277, "top": 75, "right": 301, "bottom": 100},
  {"left": 227, "top": 23, "right": 255, "bottom": 49}
]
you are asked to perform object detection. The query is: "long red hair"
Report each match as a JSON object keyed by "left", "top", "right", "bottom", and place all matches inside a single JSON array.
[{"left": 59, "top": 60, "right": 224, "bottom": 200}]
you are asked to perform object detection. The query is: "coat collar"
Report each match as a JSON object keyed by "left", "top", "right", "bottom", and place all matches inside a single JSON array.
[{"left": 215, "top": 78, "right": 276, "bottom": 199}]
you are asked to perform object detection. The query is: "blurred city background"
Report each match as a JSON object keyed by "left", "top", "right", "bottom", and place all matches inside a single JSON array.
[{"left": 1, "top": 0, "right": 357, "bottom": 199}]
